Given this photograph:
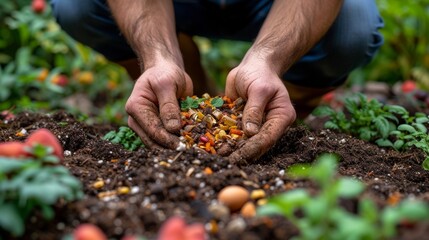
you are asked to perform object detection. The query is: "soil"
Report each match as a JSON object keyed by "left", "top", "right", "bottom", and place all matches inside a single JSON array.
[{"left": 1, "top": 111, "right": 429, "bottom": 240}]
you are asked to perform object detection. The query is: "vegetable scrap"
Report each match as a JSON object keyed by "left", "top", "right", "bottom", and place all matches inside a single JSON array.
[{"left": 179, "top": 93, "right": 247, "bottom": 155}]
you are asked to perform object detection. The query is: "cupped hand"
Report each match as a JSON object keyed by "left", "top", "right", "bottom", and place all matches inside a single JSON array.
[
  {"left": 125, "top": 61, "right": 193, "bottom": 150},
  {"left": 225, "top": 59, "right": 296, "bottom": 164}
]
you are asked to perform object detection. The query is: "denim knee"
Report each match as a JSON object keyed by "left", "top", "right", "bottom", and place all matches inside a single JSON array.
[
  {"left": 286, "top": 0, "right": 384, "bottom": 88},
  {"left": 51, "top": 0, "right": 135, "bottom": 61}
]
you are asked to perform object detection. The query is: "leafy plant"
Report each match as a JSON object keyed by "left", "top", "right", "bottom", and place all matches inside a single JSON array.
[
  {"left": 0, "top": 144, "right": 83, "bottom": 237},
  {"left": 313, "top": 94, "right": 429, "bottom": 170},
  {"left": 103, "top": 126, "right": 144, "bottom": 151},
  {"left": 257, "top": 154, "right": 429, "bottom": 240},
  {"left": 313, "top": 93, "right": 407, "bottom": 141}
]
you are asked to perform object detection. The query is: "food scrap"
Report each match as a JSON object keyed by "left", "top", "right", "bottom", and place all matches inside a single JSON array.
[{"left": 179, "top": 94, "right": 247, "bottom": 155}]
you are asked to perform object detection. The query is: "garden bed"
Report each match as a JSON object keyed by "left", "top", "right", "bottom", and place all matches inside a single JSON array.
[{"left": 1, "top": 111, "right": 429, "bottom": 239}]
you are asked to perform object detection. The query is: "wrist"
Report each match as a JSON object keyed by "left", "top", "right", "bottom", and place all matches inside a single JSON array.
[{"left": 240, "top": 46, "right": 283, "bottom": 76}]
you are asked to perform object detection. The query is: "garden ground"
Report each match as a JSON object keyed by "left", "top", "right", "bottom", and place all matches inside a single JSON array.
[{"left": 1, "top": 109, "right": 429, "bottom": 240}]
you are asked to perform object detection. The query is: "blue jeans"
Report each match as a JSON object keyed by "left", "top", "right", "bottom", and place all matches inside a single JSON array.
[{"left": 51, "top": 0, "right": 384, "bottom": 88}]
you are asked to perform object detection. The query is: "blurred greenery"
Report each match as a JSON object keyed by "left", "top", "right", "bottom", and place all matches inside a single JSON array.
[
  {"left": 350, "top": 0, "right": 429, "bottom": 88},
  {"left": 1, "top": 0, "right": 428, "bottom": 125}
]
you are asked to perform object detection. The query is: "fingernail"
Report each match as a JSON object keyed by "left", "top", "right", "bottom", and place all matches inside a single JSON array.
[
  {"left": 167, "top": 119, "right": 180, "bottom": 127},
  {"left": 246, "top": 122, "right": 259, "bottom": 134}
]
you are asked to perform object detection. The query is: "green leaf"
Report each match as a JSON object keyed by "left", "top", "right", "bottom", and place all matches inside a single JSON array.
[
  {"left": 393, "top": 140, "right": 405, "bottom": 150},
  {"left": 336, "top": 177, "right": 365, "bottom": 197},
  {"left": 210, "top": 97, "right": 224, "bottom": 108},
  {"left": 397, "top": 124, "right": 417, "bottom": 133},
  {"left": 0, "top": 204, "right": 25, "bottom": 236},
  {"left": 312, "top": 105, "right": 335, "bottom": 116},
  {"left": 324, "top": 120, "right": 339, "bottom": 130},
  {"left": 375, "top": 138, "right": 394, "bottom": 148},
  {"left": 422, "top": 157, "right": 429, "bottom": 170},
  {"left": 412, "top": 123, "right": 427, "bottom": 133},
  {"left": 374, "top": 116, "right": 390, "bottom": 138}
]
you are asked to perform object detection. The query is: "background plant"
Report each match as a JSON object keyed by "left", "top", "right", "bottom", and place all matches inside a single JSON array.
[
  {"left": 313, "top": 94, "right": 429, "bottom": 170},
  {"left": 350, "top": 0, "right": 429, "bottom": 87},
  {"left": 257, "top": 153, "right": 429, "bottom": 240},
  {"left": 0, "top": 144, "right": 83, "bottom": 237},
  {"left": 0, "top": 1, "right": 132, "bottom": 125}
]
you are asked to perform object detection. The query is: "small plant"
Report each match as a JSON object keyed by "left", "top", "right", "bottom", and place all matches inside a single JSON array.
[
  {"left": 0, "top": 130, "right": 83, "bottom": 237},
  {"left": 257, "top": 154, "right": 429, "bottom": 240},
  {"left": 313, "top": 94, "right": 429, "bottom": 170},
  {"left": 313, "top": 93, "right": 407, "bottom": 142},
  {"left": 103, "top": 126, "right": 144, "bottom": 151}
]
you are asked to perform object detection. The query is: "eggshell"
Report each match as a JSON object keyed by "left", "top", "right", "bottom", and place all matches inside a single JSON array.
[
  {"left": 240, "top": 201, "right": 256, "bottom": 217},
  {"left": 218, "top": 185, "right": 249, "bottom": 212}
]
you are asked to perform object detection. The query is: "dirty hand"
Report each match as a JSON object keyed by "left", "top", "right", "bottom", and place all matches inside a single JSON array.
[
  {"left": 225, "top": 59, "right": 296, "bottom": 163},
  {"left": 125, "top": 62, "right": 193, "bottom": 150}
]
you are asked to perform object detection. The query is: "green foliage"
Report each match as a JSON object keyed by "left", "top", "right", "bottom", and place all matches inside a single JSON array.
[
  {"left": 180, "top": 96, "right": 205, "bottom": 110},
  {"left": 313, "top": 94, "right": 405, "bottom": 142},
  {"left": 350, "top": 0, "right": 429, "bottom": 87},
  {"left": 0, "top": 145, "right": 83, "bottom": 237},
  {"left": 103, "top": 126, "right": 144, "bottom": 151},
  {"left": 258, "top": 154, "right": 429, "bottom": 240},
  {"left": 210, "top": 97, "right": 224, "bottom": 108},
  {"left": 0, "top": 2, "right": 132, "bottom": 125},
  {"left": 313, "top": 94, "right": 429, "bottom": 170}
]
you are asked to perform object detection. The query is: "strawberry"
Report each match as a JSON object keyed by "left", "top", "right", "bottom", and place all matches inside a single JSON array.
[
  {"left": 25, "top": 128, "right": 63, "bottom": 160},
  {"left": 32, "top": 0, "right": 45, "bottom": 13},
  {"left": 0, "top": 142, "right": 27, "bottom": 158},
  {"left": 73, "top": 224, "right": 107, "bottom": 240},
  {"left": 401, "top": 80, "right": 417, "bottom": 93}
]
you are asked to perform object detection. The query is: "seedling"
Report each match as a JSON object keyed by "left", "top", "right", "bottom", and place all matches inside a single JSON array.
[
  {"left": 313, "top": 94, "right": 429, "bottom": 170},
  {"left": 103, "top": 126, "right": 144, "bottom": 151},
  {"left": 257, "top": 154, "right": 429, "bottom": 240},
  {"left": 0, "top": 144, "right": 83, "bottom": 237}
]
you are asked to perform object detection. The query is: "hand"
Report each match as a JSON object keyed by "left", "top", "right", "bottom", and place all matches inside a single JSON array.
[
  {"left": 225, "top": 59, "right": 296, "bottom": 164},
  {"left": 125, "top": 61, "right": 193, "bottom": 150}
]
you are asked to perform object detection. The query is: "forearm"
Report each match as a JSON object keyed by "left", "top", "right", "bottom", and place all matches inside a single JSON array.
[
  {"left": 245, "top": 0, "right": 343, "bottom": 75},
  {"left": 107, "top": 0, "right": 183, "bottom": 70}
]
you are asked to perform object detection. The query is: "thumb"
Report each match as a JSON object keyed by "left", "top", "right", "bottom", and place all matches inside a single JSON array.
[{"left": 242, "top": 89, "right": 271, "bottom": 136}]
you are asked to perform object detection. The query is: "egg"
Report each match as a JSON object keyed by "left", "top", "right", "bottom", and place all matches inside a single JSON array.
[
  {"left": 240, "top": 201, "right": 256, "bottom": 217},
  {"left": 218, "top": 185, "right": 249, "bottom": 212}
]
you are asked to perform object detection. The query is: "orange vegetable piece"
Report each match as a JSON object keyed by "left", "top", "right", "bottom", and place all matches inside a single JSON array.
[{"left": 230, "top": 128, "right": 243, "bottom": 136}]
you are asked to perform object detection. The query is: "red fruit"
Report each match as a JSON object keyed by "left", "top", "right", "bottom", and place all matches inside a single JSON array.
[
  {"left": 74, "top": 224, "right": 107, "bottom": 240},
  {"left": 401, "top": 80, "right": 417, "bottom": 93},
  {"left": 321, "top": 91, "right": 335, "bottom": 103},
  {"left": 52, "top": 74, "right": 69, "bottom": 87},
  {"left": 184, "top": 223, "right": 206, "bottom": 240},
  {"left": 158, "top": 216, "right": 187, "bottom": 240},
  {"left": 0, "top": 142, "right": 27, "bottom": 158},
  {"left": 25, "top": 128, "right": 63, "bottom": 160},
  {"left": 32, "top": 0, "right": 45, "bottom": 13}
]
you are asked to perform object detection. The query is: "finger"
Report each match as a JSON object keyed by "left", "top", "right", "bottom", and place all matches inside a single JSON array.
[
  {"left": 241, "top": 84, "right": 272, "bottom": 136},
  {"left": 225, "top": 68, "right": 239, "bottom": 100},
  {"left": 127, "top": 99, "right": 180, "bottom": 149},
  {"left": 227, "top": 119, "right": 285, "bottom": 164},
  {"left": 128, "top": 117, "right": 162, "bottom": 150},
  {"left": 155, "top": 83, "right": 182, "bottom": 133}
]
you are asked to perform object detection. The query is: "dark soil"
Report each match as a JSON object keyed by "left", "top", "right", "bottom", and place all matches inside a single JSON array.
[{"left": 1, "top": 111, "right": 429, "bottom": 240}]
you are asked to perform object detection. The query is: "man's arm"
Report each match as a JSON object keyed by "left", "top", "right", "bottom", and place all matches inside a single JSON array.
[
  {"left": 248, "top": 0, "right": 343, "bottom": 75},
  {"left": 107, "top": 0, "right": 182, "bottom": 69},
  {"left": 226, "top": 0, "right": 343, "bottom": 163},
  {"left": 107, "top": 0, "right": 193, "bottom": 149}
]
